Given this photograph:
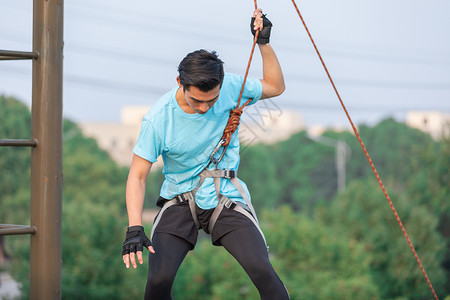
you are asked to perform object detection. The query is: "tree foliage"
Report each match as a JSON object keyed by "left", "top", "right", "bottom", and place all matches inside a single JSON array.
[
  {"left": 1, "top": 96, "right": 448, "bottom": 299},
  {"left": 1, "top": 97, "right": 141, "bottom": 299},
  {"left": 173, "top": 206, "right": 379, "bottom": 300},
  {"left": 315, "top": 179, "right": 446, "bottom": 299},
  {"left": 0, "top": 95, "right": 31, "bottom": 221},
  {"left": 239, "top": 118, "right": 449, "bottom": 298}
]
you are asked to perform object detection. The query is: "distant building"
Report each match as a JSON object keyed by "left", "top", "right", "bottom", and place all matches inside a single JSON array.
[
  {"left": 79, "top": 122, "right": 140, "bottom": 166},
  {"left": 79, "top": 105, "right": 154, "bottom": 167},
  {"left": 306, "top": 124, "right": 352, "bottom": 138},
  {"left": 239, "top": 99, "right": 303, "bottom": 145},
  {"left": 406, "top": 111, "right": 450, "bottom": 140},
  {"left": 80, "top": 100, "right": 304, "bottom": 167}
]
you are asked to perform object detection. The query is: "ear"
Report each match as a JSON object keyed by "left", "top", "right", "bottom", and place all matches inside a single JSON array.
[{"left": 176, "top": 76, "right": 182, "bottom": 87}]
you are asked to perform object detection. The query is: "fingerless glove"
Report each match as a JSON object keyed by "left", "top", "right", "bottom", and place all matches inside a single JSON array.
[
  {"left": 122, "top": 225, "right": 152, "bottom": 255},
  {"left": 251, "top": 14, "right": 273, "bottom": 44}
]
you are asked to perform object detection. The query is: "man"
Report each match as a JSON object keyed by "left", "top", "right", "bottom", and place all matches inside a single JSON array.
[{"left": 122, "top": 9, "right": 290, "bottom": 299}]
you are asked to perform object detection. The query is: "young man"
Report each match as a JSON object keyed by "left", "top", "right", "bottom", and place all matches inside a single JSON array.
[{"left": 122, "top": 9, "right": 289, "bottom": 300}]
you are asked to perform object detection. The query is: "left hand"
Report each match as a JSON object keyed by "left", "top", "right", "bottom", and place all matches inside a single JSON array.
[{"left": 122, "top": 225, "right": 155, "bottom": 269}]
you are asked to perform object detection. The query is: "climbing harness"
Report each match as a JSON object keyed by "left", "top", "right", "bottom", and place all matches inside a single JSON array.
[
  {"left": 151, "top": 0, "right": 268, "bottom": 250},
  {"left": 150, "top": 148, "right": 268, "bottom": 250},
  {"left": 290, "top": 0, "right": 439, "bottom": 299}
]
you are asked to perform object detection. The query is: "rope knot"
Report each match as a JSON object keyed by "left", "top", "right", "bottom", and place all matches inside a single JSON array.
[{"left": 221, "top": 107, "right": 244, "bottom": 147}]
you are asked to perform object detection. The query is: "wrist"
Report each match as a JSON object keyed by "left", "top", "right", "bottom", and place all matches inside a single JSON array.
[
  {"left": 128, "top": 222, "right": 143, "bottom": 227},
  {"left": 126, "top": 225, "right": 145, "bottom": 233},
  {"left": 258, "top": 43, "right": 271, "bottom": 48}
]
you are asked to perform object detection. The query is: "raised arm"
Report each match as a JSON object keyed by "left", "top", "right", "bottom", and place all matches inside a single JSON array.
[
  {"left": 252, "top": 9, "right": 285, "bottom": 99},
  {"left": 259, "top": 43, "right": 285, "bottom": 99}
]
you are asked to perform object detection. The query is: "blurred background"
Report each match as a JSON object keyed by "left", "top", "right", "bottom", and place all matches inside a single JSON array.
[{"left": 0, "top": 0, "right": 449, "bottom": 299}]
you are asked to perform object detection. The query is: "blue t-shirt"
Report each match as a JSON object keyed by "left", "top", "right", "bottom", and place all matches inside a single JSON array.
[{"left": 133, "top": 73, "right": 263, "bottom": 209}]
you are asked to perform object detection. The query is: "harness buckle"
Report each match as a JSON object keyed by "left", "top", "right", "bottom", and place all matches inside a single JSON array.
[
  {"left": 183, "top": 192, "right": 194, "bottom": 202},
  {"left": 223, "top": 198, "right": 236, "bottom": 210},
  {"left": 223, "top": 169, "right": 236, "bottom": 179},
  {"left": 175, "top": 194, "right": 185, "bottom": 203},
  {"left": 175, "top": 192, "right": 194, "bottom": 203}
]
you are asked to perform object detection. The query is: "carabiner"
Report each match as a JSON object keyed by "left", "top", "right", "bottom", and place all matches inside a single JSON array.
[
  {"left": 208, "top": 139, "right": 227, "bottom": 167},
  {"left": 215, "top": 144, "right": 229, "bottom": 165}
]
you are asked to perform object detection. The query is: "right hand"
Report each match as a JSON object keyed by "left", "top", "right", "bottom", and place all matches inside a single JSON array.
[
  {"left": 122, "top": 225, "right": 155, "bottom": 269},
  {"left": 250, "top": 9, "right": 273, "bottom": 44}
]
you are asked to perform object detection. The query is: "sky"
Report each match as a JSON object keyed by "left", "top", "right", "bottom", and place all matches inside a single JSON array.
[{"left": 1, "top": 0, "right": 449, "bottom": 129}]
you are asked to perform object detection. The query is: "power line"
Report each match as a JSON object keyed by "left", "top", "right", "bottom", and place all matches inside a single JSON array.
[
  {"left": 2, "top": 4, "right": 450, "bottom": 100},
  {"left": 61, "top": 1, "right": 450, "bottom": 65},
  {"left": 2, "top": 65, "right": 448, "bottom": 115},
  {"left": 287, "top": 73, "right": 450, "bottom": 90},
  {"left": 0, "top": 65, "right": 169, "bottom": 97},
  {"left": 64, "top": 6, "right": 450, "bottom": 67},
  {"left": 2, "top": 32, "right": 449, "bottom": 92},
  {"left": 3, "top": 3, "right": 450, "bottom": 67},
  {"left": 2, "top": 61, "right": 450, "bottom": 107},
  {"left": 276, "top": 101, "right": 449, "bottom": 113}
]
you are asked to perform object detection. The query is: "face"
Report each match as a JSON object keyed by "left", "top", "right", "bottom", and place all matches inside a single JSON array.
[{"left": 183, "top": 85, "right": 221, "bottom": 114}]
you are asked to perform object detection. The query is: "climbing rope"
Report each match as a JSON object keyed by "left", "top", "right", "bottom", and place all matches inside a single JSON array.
[
  {"left": 290, "top": 1, "right": 439, "bottom": 299},
  {"left": 220, "top": 0, "right": 260, "bottom": 147}
]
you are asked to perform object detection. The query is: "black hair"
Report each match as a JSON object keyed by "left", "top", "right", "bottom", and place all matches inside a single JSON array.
[{"left": 178, "top": 49, "right": 224, "bottom": 92}]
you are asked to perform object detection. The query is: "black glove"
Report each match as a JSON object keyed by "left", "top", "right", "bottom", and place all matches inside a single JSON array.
[
  {"left": 122, "top": 225, "right": 152, "bottom": 255},
  {"left": 250, "top": 14, "right": 272, "bottom": 44}
]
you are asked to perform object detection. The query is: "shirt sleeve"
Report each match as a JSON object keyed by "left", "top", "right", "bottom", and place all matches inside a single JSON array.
[
  {"left": 238, "top": 75, "right": 263, "bottom": 106},
  {"left": 221, "top": 73, "right": 263, "bottom": 108},
  {"left": 133, "top": 117, "right": 162, "bottom": 163}
]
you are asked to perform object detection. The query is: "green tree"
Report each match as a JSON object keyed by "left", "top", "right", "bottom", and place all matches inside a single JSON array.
[
  {"left": 143, "top": 166, "right": 166, "bottom": 209},
  {"left": 272, "top": 131, "right": 335, "bottom": 211},
  {"left": 0, "top": 95, "right": 31, "bottom": 220},
  {"left": 324, "top": 118, "right": 437, "bottom": 184},
  {"left": 263, "top": 206, "right": 379, "bottom": 300},
  {"left": 173, "top": 206, "right": 378, "bottom": 299},
  {"left": 3, "top": 95, "right": 448, "bottom": 299},
  {"left": 60, "top": 119, "right": 140, "bottom": 299},
  {"left": 239, "top": 143, "right": 282, "bottom": 211},
  {"left": 1, "top": 97, "right": 145, "bottom": 299},
  {"left": 405, "top": 130, "right": 450, "bottom": 296},
  {"left": 315, "top": 179, "right": 446, "bottom": 299},
  {"left": 240, "top": 131, "right": 336, "bottom": 212},
  {"left": 0, "top": 96, "right": 33, "bottom": 284}
]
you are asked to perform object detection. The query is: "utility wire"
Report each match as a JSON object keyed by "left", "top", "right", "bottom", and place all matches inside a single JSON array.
[
  {"left": 3, "top": 3, "right": 450, "bottom": 67},
  {"left": 2, "top": 32, "right": 450, "bottom": 92},
  {"left": 0, "top": 65, "right": 168, "bottom": 96},
  {"left": 2, "top": 65, "right": 447, "bottom": 114},
  {"left": 61, "top": 0, "right": 450, "bottom": 65}
]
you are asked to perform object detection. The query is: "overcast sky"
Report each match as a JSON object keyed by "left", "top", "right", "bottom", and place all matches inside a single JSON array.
[{"left": 1, "top": 0, "right": 449, "bottom": 128}]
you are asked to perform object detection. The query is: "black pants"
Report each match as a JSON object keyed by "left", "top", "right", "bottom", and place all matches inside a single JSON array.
[{"left": 145, "top": 227, "right": 290, "bottom": 299}]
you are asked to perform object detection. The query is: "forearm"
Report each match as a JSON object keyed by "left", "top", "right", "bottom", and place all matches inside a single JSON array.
[
  {"left": 259, "top": 43, "right": 285, "bottom": 99},
  {"left": 126, "top": 176, "right": 146, "bottom": 227}
]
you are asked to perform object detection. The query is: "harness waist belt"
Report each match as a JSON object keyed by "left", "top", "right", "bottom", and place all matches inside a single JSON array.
[{"left": 150, "top": 168, "right": 268, "bottom": 251}]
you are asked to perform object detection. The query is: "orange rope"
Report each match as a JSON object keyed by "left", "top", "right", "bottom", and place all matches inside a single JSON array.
[
  {"left": 290, "top": 1, "right": 439, "bottom": 299},
  {"left": 220, "top": 0, "right": 260, "bottom": 147}
]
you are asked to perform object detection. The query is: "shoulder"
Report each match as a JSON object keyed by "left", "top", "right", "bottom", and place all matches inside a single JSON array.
[
  {"left": 222, "top": 73, "right": 243, "bottom": 89},
  {"left": 143, "top": 87, "right": 177, "bottom": 123},
  {"left": 220, "top": 73, "right": 262, "bottom": 106},
  {"left": 222, "top": 73, "right": 262, "bottom": 93}
]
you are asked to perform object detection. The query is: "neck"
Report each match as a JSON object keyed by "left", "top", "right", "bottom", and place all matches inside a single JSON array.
[{"left": 175, "top": 87, "right": 195, "bottom": 114}]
